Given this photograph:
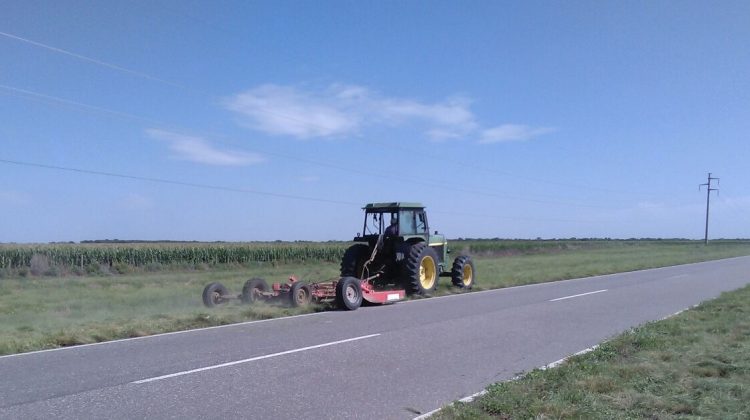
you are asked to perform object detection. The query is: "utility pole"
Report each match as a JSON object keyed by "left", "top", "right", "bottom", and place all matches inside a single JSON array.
[{"left": 699, "top": 173, "right": 719, "bottom": 245}]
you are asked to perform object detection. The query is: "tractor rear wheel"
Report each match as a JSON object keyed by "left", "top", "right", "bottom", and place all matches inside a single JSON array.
[
  {"left": 340, "top": 243, "right": 369, "bottom": 278},
  {"left": 289, "top": 282, "right": 312, "bottom": 307},
  {"left": 404, "top": 242, "right": 439, "bottom": 295},
  {"left": 451, "top": 256, "right": 476, "bottom": 289},
  {"left": 241, "top": 278, "right": 269, "bottom": 304},
  {"left": 202, "top": 282, "right": 229, "bottom": 307},
  {"left": 335, "top": 276, "right": 362, "bottom": 310}
]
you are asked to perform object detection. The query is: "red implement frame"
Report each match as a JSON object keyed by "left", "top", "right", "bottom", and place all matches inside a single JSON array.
[
  {"left": 279, "top": 275, "right": 405, "bottom": 305},
  {"left": 202, "top": 275, "right": 405, "bottom": 309}
]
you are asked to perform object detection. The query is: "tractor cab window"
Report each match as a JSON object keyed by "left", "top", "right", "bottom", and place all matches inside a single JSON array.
[
  {"left": 363, "top": 212, "right": 383, "bottom": 236},
  {"left": 398, "top": 210, "right": 417, "bottom": 235},
  {"left": 416, "top": 211, "right": 428, "bottom": 234},
  {"left": 363, "top": 209, "right": 426, "bottom": 237}
]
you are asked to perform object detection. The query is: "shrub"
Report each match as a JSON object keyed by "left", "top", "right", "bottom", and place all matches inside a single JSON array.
[
  {"left": 112, "top": 262, "right": 132, "bottom": 275},
  {"left": 85, "top": 264, "right": 101, "bottom": 275}
]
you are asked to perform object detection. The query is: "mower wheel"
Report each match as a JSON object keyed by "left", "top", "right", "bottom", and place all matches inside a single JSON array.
[
  {"left": 289, "top": 282, "right": 312, "bottom": 307},
  {"left": 340, "top": 243, "right": 369, "bottom": 278},
  {"left": 451, "top": 256, "right": 476, "bottom": 289},
  {"left": 404, "top": 242, "right": 440, "bottom": 295},
  {"left": 202, "top": 282, "right": 229, "bottom": 308},
  {"left": 335, "top": 276, "right": 362, "bottom": 310},
  {"left": 241, "top": 278, "right": 269, "bottom": 304}
]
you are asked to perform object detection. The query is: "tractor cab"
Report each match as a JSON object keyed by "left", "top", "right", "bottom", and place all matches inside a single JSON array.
[
  {"left": 360, "top": 202, "right": 429, "bottom": 238},
  {"left": 355, "top": 202, "right": 447, "bottom": 264}
]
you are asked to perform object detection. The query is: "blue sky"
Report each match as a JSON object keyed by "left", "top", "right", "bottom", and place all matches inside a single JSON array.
[{"left": 1, "top": 0, "right": 748, "bottom": 243}]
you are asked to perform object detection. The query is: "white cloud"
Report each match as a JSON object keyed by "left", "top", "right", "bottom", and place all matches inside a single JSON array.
[
  {"left": 223, "top": 84, "right": 484, "bottom": 141},
  {"left": 146, "top": 129, "right": 264, "bottom": 166},
  {"left": 223, "top": 85, "right": 360, "bottom": 139},
  {"left": 377, "top": 97, "right": 478, "bottom": 140},
  {"left": 479, "top": 124, "right": 556, "bottom": 144},
  {"left": 224, "top": 83, "right": 556, "bottom": 144}
]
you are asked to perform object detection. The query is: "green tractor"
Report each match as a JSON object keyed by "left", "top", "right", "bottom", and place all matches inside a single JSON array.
[{"left": 340, "top": 202, "right": 475, "bottom": 297}]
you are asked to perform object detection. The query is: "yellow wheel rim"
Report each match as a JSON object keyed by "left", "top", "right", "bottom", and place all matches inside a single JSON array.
[
  {"left": 462, "top": 264, "right": 473, "bottom": 286},
  {"left": 419, "top": 256, "right": 437, "bottom": 290}
]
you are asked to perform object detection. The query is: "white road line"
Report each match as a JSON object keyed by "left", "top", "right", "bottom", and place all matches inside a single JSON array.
[
  {"left": 131, "top": 333, "right": 379, "bottom": 384},
  {"left": 542, "top": 345, "right": 599, "bottom": 370},
  {"left": 413, "top": 344, "right": 599, "bottom": 420},
  {"left": 413, "top": 295, "right": 716, "bottom": 420},
  {"left": 549, "top": 289, "right": 607, "bottom": 302},
  {"left": 0, "top": 311, "right": 326, "bottom": 360},
  {"left": 413, "top": 389, "right": 489, "bottom": 420}
]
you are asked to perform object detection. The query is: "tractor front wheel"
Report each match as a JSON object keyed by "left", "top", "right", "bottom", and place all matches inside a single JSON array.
[
  {"left": 202, "top": 282, "right": 229, "bottom": 307},
  {"left": 335, "top": 276, "right": 362, "bottom": 310},
  {"left": 451, "top": 256, "right": 476, "bottom": 289},
  {"left": 404, "top": 242, "right": 439, "bottom": 295}
]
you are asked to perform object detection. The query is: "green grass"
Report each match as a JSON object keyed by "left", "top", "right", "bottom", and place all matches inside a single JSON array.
[
  {"left": 433, "top": 284, "right": 750, "bottom": 419},
  {"left": 470, "top": 240, "right": 750, "bottom": 290},
  {"left": 1, "top": 240, "right": 749, "bottom": 356},
  {"left": 0, "top": 262, "right": 340, "bottom": 355}
]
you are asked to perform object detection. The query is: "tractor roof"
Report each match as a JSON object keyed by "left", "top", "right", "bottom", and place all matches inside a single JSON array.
[{"left": 363, "top": 202, "right": 425, "bottom": 211}]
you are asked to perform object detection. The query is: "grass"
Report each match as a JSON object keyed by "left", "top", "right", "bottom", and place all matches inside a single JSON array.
[
  {"left": 0, "top": 240, "right": 749, "bottom": 356},
  {"left": 0, "top": 262, "right": 339, "bottom": 355},
  {"left": 432, "top": 283, "right": 750, "bottom": 419},
  {"left": 470, "top": 240, "right": 750, "bottom": 290}
]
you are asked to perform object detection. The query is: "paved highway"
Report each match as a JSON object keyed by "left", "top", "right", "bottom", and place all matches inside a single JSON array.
[{"left": 2, "top": 256, "right": 749, "bottom": 419}]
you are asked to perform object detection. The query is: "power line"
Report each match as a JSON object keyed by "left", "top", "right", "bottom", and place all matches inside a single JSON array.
[
  {"left": 0, "top": 84, "right": 167, "bottom": 127},
  {"left": 0, "top": 31, "right": 187, "bottom": 90},
  {"left": 0, "top": 158, "right": 622, "bottom": 226},
  {"left": 0, "top": 85, "right": 627, "bottom": 210},
  {"left": 0, "top": 158, "right": 358, "bottom": 206},
  {"left": 0, "top": 30, "right": 336, "bottom": 128},
  {"left": 1, "top": 30, "right": 669, "bottom": 199}
]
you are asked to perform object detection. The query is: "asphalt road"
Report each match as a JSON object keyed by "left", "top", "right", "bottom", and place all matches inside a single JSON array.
[{"left": 2, "top": 256, "right": 749, "bottom": 419}]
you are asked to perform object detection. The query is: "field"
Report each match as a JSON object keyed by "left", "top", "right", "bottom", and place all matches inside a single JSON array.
[
  {"left": 1, "top": 239, "right": 750, "bottom": 356},
  {"left": 433, "top": 283, "right": 750, "bottom": 419}
]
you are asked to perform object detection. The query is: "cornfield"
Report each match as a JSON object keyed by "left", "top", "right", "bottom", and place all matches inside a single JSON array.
[
  {"left": 2, "top": 239, "right": 727, "bottom": 271},
  {"left": 0, "top": 243, "right": 348, "bottom": 269}
]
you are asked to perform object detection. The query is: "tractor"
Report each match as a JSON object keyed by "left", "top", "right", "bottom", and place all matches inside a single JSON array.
[
  {"left": 340, "top": 202, "right": 475, "bottom": 297},
  {"left": 201, "top": 202, "right": 475, "bottom": 311}
]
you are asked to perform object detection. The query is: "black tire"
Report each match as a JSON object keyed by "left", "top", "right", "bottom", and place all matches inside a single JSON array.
[
  {"left": 403, "top": 242, "right": 440, "bottom": 295},
  {"left": 288, "top": 282, "right": 312, "bottom": 307},
  {"left": 241, "top": 278, "right": 269, "bottom": 304},
  {"left": 335, "top": 276, "right": 362, "bottom": 310},
  {"left": 340, "top": 243, "right": 370, "bottom": 278},
  {"left": 451, "top": 256, "right": 476, "bottom": 289},
  {"left": 202, "top": 282, "right": 229, "bottom": 307}
]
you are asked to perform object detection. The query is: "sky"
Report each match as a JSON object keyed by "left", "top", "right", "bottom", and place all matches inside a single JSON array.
[{"left": 1, "top": 0, "right": 748, "bottom": 243}]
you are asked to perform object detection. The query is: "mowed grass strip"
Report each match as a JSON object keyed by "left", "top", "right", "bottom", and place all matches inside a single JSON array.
[
  {"left": 0, "top": 262, "right": 340, "bottom": 356},
  {"left": 432, "top": 284, "right": 750, "bottom": 420},
  {"left": 1, "top": 241, "right": 749, "bottom": 356}
]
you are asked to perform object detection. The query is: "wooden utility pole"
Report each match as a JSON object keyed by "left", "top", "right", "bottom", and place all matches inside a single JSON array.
[{"left": 699, "top": 173, "right": 719, "bottom": 245}]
